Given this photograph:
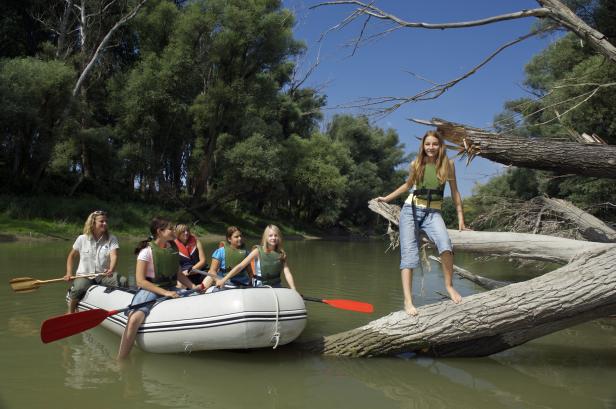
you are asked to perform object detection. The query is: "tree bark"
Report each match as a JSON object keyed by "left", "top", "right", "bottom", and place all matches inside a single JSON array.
[
  {"left": 304, "top": 246, "right": 616, "bottom": 357},
  {"left": 368, "top": 199, "right": 613, "bottom": 263},
  {"left": 533, "top": 196, "right": 616, "bottom": 243},
  {"left": 411, "top": 118, "right": 616, "bottom": 179}
]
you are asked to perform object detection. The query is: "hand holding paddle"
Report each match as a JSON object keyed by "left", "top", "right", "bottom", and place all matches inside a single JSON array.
[
  {"left": 9, "top": 274, "right": 103, "bottom": 293},
  {"left": 40, "top": 288, "right": 201, "bottom": 343}
]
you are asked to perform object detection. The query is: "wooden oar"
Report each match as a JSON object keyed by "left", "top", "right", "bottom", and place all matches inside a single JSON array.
[
  {"left": 40, "top": 288, "right": 200, "bottom": 344},
  {"left": 302, "top": 296, "right": 374, "bottom": 313},
  {"left": 9, "top": 274, "right": 102, "bottom": 293}
]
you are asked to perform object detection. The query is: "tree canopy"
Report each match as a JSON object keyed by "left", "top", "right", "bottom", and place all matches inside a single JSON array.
[{"left": 0, "top": 0, "right": 408, "bottom": 231}]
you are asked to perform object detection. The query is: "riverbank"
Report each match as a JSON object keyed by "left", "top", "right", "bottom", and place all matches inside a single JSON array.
[{"left": 0, "top": 195, "right": 375, "bottom": 243}]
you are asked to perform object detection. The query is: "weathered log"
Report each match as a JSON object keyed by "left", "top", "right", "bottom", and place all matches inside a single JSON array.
[
  {"left": 533, "top": 197, "right": 616, "bottom": 243},
  {"left": 412, "top": 118, "right": 616, "bottom": 179},
  {"left": 368, "top": 199, "right": 612, "bottom": 263},
  {"left": 304, "top": 246, "right": 616, "bottom": 357}
]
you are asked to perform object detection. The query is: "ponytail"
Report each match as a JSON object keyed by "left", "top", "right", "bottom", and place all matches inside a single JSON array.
[{"left": 134, "top": 217, "right": 172, "bottom": 255}]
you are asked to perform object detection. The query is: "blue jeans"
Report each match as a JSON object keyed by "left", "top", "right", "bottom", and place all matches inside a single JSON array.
[{"left": 399, "top": 204, "right": 453, "bottom": 270}]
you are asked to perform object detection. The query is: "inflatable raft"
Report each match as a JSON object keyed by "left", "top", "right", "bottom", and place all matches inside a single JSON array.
[{"left": 77, "top": 285, "right": 307, "bottom": 353}]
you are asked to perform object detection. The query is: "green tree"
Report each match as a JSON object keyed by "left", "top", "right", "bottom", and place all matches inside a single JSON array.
[
  {"left": 326, "top": 115, "right": 409, "bottom": 227},
  {"left": 0, "top": 57, "right": 74, "bottom": 191}
]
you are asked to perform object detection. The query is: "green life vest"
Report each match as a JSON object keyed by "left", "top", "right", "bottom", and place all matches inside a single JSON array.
[
  {"left": 223, "top": 242, "right": 250, "bottom": 286},
  {"left": 414, "top": 163, "right": 445, "bottom": 201},
  {"left": 256, "top": 245, "right": 282, "bottom": 286},
  {"left": 149, "top": 242, "right": 179, "bottom": 288}
]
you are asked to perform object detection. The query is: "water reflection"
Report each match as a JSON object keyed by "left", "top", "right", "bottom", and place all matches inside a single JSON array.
[
  {"left": 2, "top": 239, "right": 616, "bottom": 409},
  {"left": 330, "top": 354, "right": 604, "bottom": 409}
]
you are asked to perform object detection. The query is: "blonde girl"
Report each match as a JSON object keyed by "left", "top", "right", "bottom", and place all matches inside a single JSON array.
[
  {"left": 215, "top": 225, "right": 297, "bottom": 291},
  {"left": 64, "top": 210, "right": 127, "bottom": 314},
  {"left": 174, "top": 223, "right": 207, "bottom": 286},
  {"left": 376, "top": 130, "right": 468, "bottom": 316}
]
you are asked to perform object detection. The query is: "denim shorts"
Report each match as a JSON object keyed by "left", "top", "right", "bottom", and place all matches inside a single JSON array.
[
  {"left": 399, "top": 203, "right": 453, "bottom": 270},
  {"left": 126, "top": 287, "right": 179, "bottom": 317}
]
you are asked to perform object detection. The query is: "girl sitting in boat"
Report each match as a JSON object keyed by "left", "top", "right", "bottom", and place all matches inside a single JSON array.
[
  {"left": 202, "top": 226, "right": 252, "bottom": 291},
  {"left": 174, "top": 223, "right": 207, "bottom": 286},
  {"left": 215, "top": 225, "right": 297, "bottom": 291},
  {"left": 64, "top": 210, "right": 127, "bottom": 314},
  {"left": 376, "top": 129, "right": 469, "bottom": 316},
  {"left": 117, "top": 217, "right": 199, "bottom": 360}
]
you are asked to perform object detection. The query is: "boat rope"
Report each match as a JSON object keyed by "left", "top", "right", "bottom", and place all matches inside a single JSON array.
[{"left": 265, "top": 286, "right": 281, "bottom": 349}]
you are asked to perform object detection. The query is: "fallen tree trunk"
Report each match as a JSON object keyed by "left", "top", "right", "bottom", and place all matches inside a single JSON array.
[
  {"left": 305, "top": 246, "right": 616, "bottom": 357},
  {"left": 533, "top": 196, "right": 616, "bottom": 243},
  {"left": 411, "top": 118, "right": 616, "bottom": 179},
  {"left": 368, "top": 199, "right": 612, "bottom": 263},
  {"left": 302, "top": 200, "right": 616, "bottom": 357}
]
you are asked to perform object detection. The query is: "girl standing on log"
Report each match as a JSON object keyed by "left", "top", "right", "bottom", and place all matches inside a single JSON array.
[{"left": 376, "top": 130, "right": 468, "bottom": 316}]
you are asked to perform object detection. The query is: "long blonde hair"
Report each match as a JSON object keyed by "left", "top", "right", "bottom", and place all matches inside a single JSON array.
[
  {"left": 83, "top": 210, "right": 109, "bottom": 239},
  {"left": 408, "top": 130, "right": 451, "bottom": 187},
  {"left": 261, "top": 224, "right": 287, "bottom": 262}
]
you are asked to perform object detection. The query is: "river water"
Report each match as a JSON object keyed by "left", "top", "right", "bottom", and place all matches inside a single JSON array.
[{"left": 1, "top": 238, "right": 615, "bottom": 409}]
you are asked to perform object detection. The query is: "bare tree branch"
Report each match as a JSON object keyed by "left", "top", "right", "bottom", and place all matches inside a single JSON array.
[
  {"left": 311, "top": 1, "right": 550, "bottom": 29},
  {"left": 72, "top": 0, "right": 148, "bottom": 96},
  {"left": 333, "top": 29, "right": 545, "bottom": 118}
]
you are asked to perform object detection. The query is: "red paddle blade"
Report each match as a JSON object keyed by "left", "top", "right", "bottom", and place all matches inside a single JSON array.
[
  {"left": 322, "top": 299, "right": 374, "bottom": 313},
  {"left": 40, "top": 309, "right": 115, "bottom": 343}
]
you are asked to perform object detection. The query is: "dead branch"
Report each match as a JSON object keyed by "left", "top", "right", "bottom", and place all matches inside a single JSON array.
[
  {"left": 327, "top": 29, "right": 546, "bottom": 118},
  {"left": 311, "top": 1, "right": 550, "bottom": 30},
  {"left": 429, "top": 255, "right": 509, "bottom": 290},
  {"left": 73, "top": 0, "right": 148, "bottom": 96}
]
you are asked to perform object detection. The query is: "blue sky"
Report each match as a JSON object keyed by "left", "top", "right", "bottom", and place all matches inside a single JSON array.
[{"left": 284, "top": 0, "right": 560, "bottom": 196}]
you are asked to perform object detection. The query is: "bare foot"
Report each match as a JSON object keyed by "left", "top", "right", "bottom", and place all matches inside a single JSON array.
[
  {"left": 446, "top": 286, "right": 462, "bottom": 304},
  {"left": 404, "top": 300, "right": 418, "bottom": 316}
]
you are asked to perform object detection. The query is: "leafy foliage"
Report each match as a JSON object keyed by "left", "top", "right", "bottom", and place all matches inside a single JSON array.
[{"left": 0, "top": 0, "right": 407, "bottom": 232}]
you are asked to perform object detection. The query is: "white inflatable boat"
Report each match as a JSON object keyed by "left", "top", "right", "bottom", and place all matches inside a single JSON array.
[{"left": 77, "top": 285, "right": 307, "bottom": 353}]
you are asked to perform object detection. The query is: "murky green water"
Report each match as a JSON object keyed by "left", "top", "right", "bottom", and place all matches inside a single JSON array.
[{"left": 1, "top": 238, "right": 615, "bottom": 409}]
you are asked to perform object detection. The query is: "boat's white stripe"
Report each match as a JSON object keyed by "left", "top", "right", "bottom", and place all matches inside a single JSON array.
[{"left": 77, "top": 302, "right": 307, "bottom": 334}]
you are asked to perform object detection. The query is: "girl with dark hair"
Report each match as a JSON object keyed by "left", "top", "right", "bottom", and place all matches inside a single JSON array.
[
  {"left": 201, "top": 226, "right": 252, "bottom": 291},
  {"left": 117, "top": 217, "right": 198, "bottom": 360}
]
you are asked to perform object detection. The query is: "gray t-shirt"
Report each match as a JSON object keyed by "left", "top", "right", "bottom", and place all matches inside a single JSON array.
[{"left": 72, "top": 234, "right": 119, "bottom": 275}]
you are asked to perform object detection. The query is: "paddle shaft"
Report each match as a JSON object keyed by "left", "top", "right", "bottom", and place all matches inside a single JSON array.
[
  {"left": 100, "top": 287, "right": 202, "bottom": 316},
  {"left": 41, "top": 274, "right": 102, "bottom": 284},
  {"left": 40, "top": 288, "right": 201, "bottom": 343},
  {"left": 191, "top": 269, "right": 373, "bottom": 313}
]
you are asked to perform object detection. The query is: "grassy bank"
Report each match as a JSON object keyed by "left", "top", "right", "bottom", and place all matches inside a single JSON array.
[{"left": 0, "top": 195, "right": 322, "bottom": 242}]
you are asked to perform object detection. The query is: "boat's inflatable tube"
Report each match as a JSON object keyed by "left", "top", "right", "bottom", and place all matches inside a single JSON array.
[{"left": 78, "top": 285, "right": 307, "bottom": 353}]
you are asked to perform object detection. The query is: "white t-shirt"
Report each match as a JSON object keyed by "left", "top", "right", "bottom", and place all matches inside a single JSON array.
[
  {"left": 72, "top": 234, "right": 119, "bottom": 275},
  {"left": 137, "top": 246, "right": 156, "bottom": 279}
]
